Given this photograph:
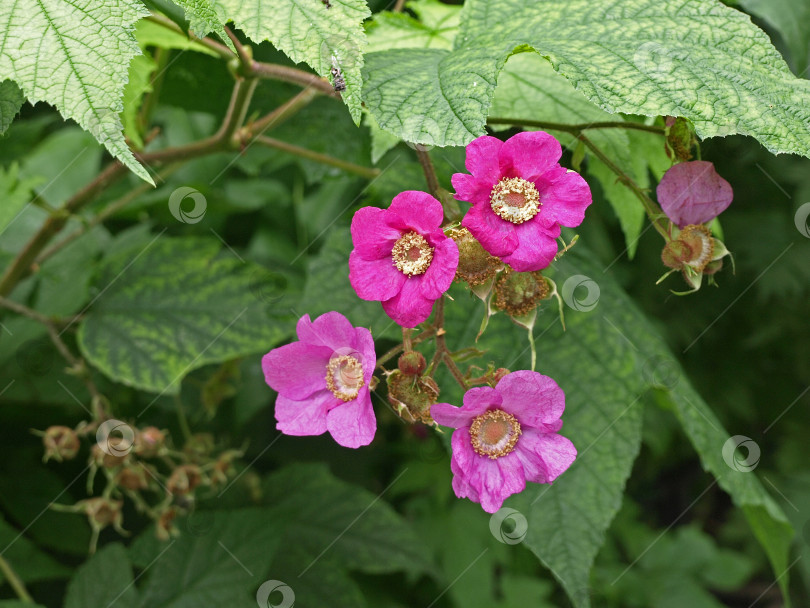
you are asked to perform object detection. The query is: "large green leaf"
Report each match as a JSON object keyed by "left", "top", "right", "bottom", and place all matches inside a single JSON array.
[
  {"left": 364, "top": 0, "right": 810, "bottom": 158},
  {"left": 65, "top": 543, "right": 138, "bottom": 608},
  {"left": 77, "top": 236, "right": 288, "bottom": 394},
  {"left": 740, "top": 0, "right": 810, "bottom": 76},
  {"left": 439, "top": 247, "right": 793, "bottom": 607},
  {"left": 0, "top": 0, "right": 153, "bottom": 183},
  {"left": 366, "top": 0, "right": 460, "bottom": 52},
  {"left": 0, "top": 515, "right": 69, "bottom": 585},
  {"left": 131, "top": 509, "right": 283, "bottom": 608},
  {"left": 177, "top": 0, "right": 370, "bottom": 123},
  {"left": 0, "top": 81, "right": 23, "bottom": 135}
]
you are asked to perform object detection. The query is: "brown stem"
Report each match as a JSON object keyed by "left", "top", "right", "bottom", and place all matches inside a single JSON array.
[
  {"left": 393, "top": 0, "right": 407, "bottom": 11},
  {"left": 254, "top": 136, "right": 380, "bottom": 179},
  {"left": 224, "top": 26, "right": 253, "bottom": 75},
  {"left": 430, "top": 297, "right": 468, "bottom": 390},
  {"left": 251, "top": 62, "right": 340, "bottom": 98},
  {"left": 415, "top": 148, "right": 440, "bottom": 198},
  {"left": 576, "top": 133, "right": 670, "bottom": 240},
  {"left": 487, "top": 117, "right": 666, "bottom": 135},
  {"left": 248, "top": 88, "right": 320, "bottom": 136},
  {"left": 375, "top": 328, "right": 436, "bottom": 370}
]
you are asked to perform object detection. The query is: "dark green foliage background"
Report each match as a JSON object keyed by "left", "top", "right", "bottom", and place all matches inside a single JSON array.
[{"left": 1, "top": 1, "right": 809, "bottom": 607}]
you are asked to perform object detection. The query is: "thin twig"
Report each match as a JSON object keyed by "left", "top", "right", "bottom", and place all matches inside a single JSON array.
[
  {"left": 0, "top": 555, "right": 33, "bottom": 603},
  {"left": 254, "top": 136, "right": 380, "bottom": 179},
  {"left": 415, "top": 148, "right": 440, "bottom": 198},
  {"left": 487, "top": 117, "right": 666, "bottom": 135}
]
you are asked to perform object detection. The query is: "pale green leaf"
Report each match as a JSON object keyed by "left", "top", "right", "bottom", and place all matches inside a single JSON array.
[
  {"left": 364, "top": 0, "right": 810, "bottom": 158},
  {"left": 0, "top": 0, "right": 153, "bottom": 183},
  {"left": 65, "top": 543, "right": 137, "bottom": 608},
  {"left": 77, "top": 236, "right": 289, "bottom": 394},
  {"left": 179, "top": 0, "right": 370, "bottom": 123},
  {"left": 740, "top": 0, "right": 810, "bottom": 75},
  {"left": 0, "top": 80, "right": 23, "bottom": 135},
  {"left": 171, "top": 0, "right": 235, "bottom": 52},
  {"left": 366, "top": 0, "right": 460, "bottom": 52},
  {"left": 133, "top": 19, "right": 220, "bottom": 56},
  {"left": 121, "top": 54, "right": 157, "bottom": 150}
]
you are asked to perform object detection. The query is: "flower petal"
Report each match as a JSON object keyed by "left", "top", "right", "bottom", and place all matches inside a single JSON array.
[
  {"left": 350, "top": 206, "right": 402, "bottom": 259},
  {"left": 466, "top": 451, "right": 524, "bottom": 513},
  {"left": 419, "top": 236, "right": 458, "bottom": 300},
  {"left": 499, "top": 131, "right": 562, "bottom": 180},
  {"left": 262, "top": 341, "right": 330, "bottom": 400},
  {"left": 534, "top": 166, "right": 593, "bottom": 228},
  {"left": 463, "top": 385, "right": 503, "bottom": 411},
  {"left": 657, "top": 160, "right": 733, "bottom": 227},
  {"left": 496, "top": 370, "right": 566, "bottom": 426},
  {"left": 381, "top": 276, "right": 435, "bottom": 328},
  {"left": 349, "top": 251, "right": 406, "bottom": 301},
  {"left": 452, "top": 172, "right": 489, "bottom": 205},
  {"left": 464, "top": 135, "right": 504, "bottom": 183},
  {"left": 352, "top": 327, "right": 377, "bottom": 385},
  {"left": 450, "top": 430, "right": 480, "bottom": 502},
  {"left": 431, "top": 404, "right": 477, "bottom": 429},
  {"left": 275, "top": 389, "right": 337, "bottom": 437},
  {"left": 500, "top": 221, "right": 559, "bottom": 272},
  {"left": 296, "top": 311, "right": 359, "bottom": 352},
  {"left": 516, "top": 429, "right": 577, "bottom": 483},
  {"left": 326, "top": 386, "right": 377, "bottom": 448},
  {"left": 462, "top": 201, "right": 519, "bottom": 257},
  {"left": 388, "top": 191, "right": 444, "bottom": 234}
]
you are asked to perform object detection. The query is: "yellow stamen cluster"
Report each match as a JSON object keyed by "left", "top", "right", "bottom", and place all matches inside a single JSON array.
[
  {"left": 325, "top": 355, "right": 365, "bottom": 401},
  {"left": 392, "top": 231, "right": 434, "bottom": 276},
  {"left": 469, "top": 409, "right": 522, "bottom": 459},
  {"left": 490, "top": 177, "right": 540, "bottom": 224}
]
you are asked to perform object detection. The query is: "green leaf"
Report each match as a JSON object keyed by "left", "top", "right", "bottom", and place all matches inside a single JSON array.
[
  {"left": 0, "top": 515, "right": 70, "bottom": 584},
  {"left": 0, "top": 163, "right": 41, "bottom": 237},
  {"left": 131, "top": 509, "right": 283, "bottom": 608},
  {"left": 441, "top": 246, "right": 793, "bottom": 607},
  {"left": 0, "top": 0, "right": 153, "bottom": 183},
  {"left": 0, "top": 80, "right": 23, "bottom": 135},
  {"left": 77, "top": 236, "right": 289, "bottom": 394},
  {"left": 366, "top": 0, "right": 460, "bottom": 52},
  {"left": 364, "top": 0, "right": 810, "bottom": 158},
  {"left": 121, "top": 54, "right": 157, "bottom": 150},
  {"left": 740, "top": 0, "right": 810, "bottom": 75},
  {"left": 490, "top": 53, "right": 649, "bottom": 257},
  {"left": 65, "top": 543, "right": 137, "bottom": 608},
  {"left": 180, "top": 0, "right": 371, "bottom": 123},
  {"left": 171, "top": 0, "right": 235, "bottom": 52},
  {"left": 134, "top": 19, "right": 220, "bottom": 57},
  {"left": 0, "top": 602, "right": 47, "bottom": 608},
  {"left": 301, "top": 228, "right": 401, "bottom": 340},
  {"left": 262, "top": 463, "right": 431, "bottom": 575}
]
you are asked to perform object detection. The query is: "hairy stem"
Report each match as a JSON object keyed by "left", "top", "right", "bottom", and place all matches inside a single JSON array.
[
  {"left": 576, "top": 133, "right": 670, "bottom": 240},
  {"left": 415, "top": 148, "right": 441, "bottom": 198},
  {"left": 487, "top": 117, "right": 666, "bottom": 135},
  {"left": 254, "top": 136, "right": 380, "bottom": 179}
]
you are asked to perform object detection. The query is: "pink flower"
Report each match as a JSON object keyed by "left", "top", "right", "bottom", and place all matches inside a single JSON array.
[
  {"left": 452, "top": 132, "right": 592, "bottom": 272},
  {"left": 430, "top": 371, "right": 576, "bottom": 513},
  {"left": 262, "top": 312, "right": 376, "bottom": 448},
  {"left": 349, "top": 191, "right": 459, "bottom": 328},
  {"left": 657, "top": 160, "right": 733, "bottom": 228}
]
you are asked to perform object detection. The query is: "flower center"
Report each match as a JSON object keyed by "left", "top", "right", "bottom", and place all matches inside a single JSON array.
[
  {"left": 325, "top": 355, "right": 365, "bottom": 401},
  {"left": 490, "top": 177, "right": 540, "bottom": 224},
  {"left": 392, "top": 231, "right": 434, "bottom": 276},
  {"left": 469, "top": 409, "right": 522, "bottom": 459}
]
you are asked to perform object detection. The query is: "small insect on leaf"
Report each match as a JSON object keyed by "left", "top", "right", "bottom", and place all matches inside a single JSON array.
[
  {"left": 321, "top": 0, "right": 332, "bottom": 7},
  {"left": 331, "top": 57, "right": 346, "bottom": 93}
]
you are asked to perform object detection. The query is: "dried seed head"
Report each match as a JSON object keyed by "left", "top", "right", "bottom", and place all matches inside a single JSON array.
[
  {"left": 387, "top": 370, "right": 440, "bottom": 424},
  {"left": 449, "top": 227, "right": 501, "bottom": 286},
  {"left": 42, "top": 426, "right": 80, "bottom": 462},
  {"left": 494, "top": 269, "right": 550, "bottom": 317}
]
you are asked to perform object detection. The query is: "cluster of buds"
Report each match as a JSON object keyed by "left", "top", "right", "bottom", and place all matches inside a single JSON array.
[{"left": 39, "top": 419, "right": 244, "bottom": 552}]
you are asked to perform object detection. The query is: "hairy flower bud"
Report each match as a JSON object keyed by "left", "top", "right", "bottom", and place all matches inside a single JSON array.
[
  {"left": 398, "top": 351, "right": 427, "bottom": 376},
  {"left": 494, "top": 269, "right": 550, "bottom": 317},
  {"left": 79, "top": 497, "right": 123, "bottom": 530},
  {"left": 665, "top": 116, "right": 695, "bottom": 161},
  {"left": 449, "top": 228, "right": 501, "bottom": 286},
  {"left": 42, "top": 426, "right": 80, "bottom": 462},
  {"left": 116, "top": 466, "right": 149, "bottom": 491},
  {"left": 387, "top": 370, "right": 440, "bottom": 424}
]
